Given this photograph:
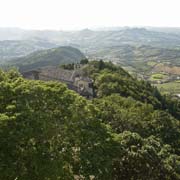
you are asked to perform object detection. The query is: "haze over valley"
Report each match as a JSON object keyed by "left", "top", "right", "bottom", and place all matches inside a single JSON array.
[{"left": 0, "top": 27, "right": 180, "bottom": 96}]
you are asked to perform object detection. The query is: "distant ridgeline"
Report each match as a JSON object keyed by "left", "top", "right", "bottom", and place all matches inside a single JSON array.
[{"left": 22, "top": 65, "right": 94, "bottom": 99}]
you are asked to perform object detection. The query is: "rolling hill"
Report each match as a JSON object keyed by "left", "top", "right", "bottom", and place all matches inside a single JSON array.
[
  {"left": 88, "top": 45, "right": 180, "bottom": 62},
  {"left": 1, "top": 27, "right": 180, "bottom": 48},
  {"left": 3, "top": 46, "right": 85, "bottom": 71},
  {"left": 0, "top": 40, "right": 57, "bottom": 62},
  {"left": 0, "top": 27, "right": 180, "bottom": 74}
]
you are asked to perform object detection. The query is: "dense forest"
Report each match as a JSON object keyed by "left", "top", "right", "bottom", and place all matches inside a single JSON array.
[{"left": 0, "top": 61, "right": 180, "bottom": 179}]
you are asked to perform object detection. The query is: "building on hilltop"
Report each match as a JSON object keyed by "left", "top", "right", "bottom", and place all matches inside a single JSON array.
[
  {"left": 22, "top": 67, "right": 94, "bottom": 99},
  {"left": 22, "top": 70, "right": 40, "bottom": 80}
]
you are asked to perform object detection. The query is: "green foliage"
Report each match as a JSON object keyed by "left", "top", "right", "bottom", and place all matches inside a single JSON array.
[
  {"left": 85, "top": 61, "right": 162, "bottom": 106},
  {"left": 0, "top": 66, "right": 180, "bottom": 179},
  {"left": 150, "top": 73, "right": 168, "bottom": 80},
  {"left": 80, "top": 58, "right": 89, "bottom": 65},
  {"left": 94, "top": 94, "right": 180, "bottom": 153},
  {"left": 60, "top": 63, "right": 75, "bottom": 70},
  {"left": 155, "top": 81, "right": 180, "bottom": 95},
  {"left": 83, "top": 60, "right": 180, "bottom": 119},
  {"left": 112, "top": 131, "right": 180, "bottom": 180},
  {"left": 0, "top": 71, "right": 114, "bottom": 179}
]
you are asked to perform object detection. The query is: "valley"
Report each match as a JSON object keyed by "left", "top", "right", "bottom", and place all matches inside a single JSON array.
[{"left": 0, "top": 27, "right": 179, "bottom": 96}]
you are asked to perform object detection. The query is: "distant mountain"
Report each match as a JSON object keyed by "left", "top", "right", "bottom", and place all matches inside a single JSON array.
[
  {"left": 1, "top": 27, "right": 180, "bottom": 73},
  {"left": 1, "top": 27, "right": 180, "bottom": 48},
  {"left": 80, "top": 28, "right": 180, "bottom": 49},
  {"left": 0, "top": 40, "right": 57, "bottom": 62},
  {"left": 146, "top": 27, "right": 180, "bottom": 34},
  {"left": 3, "top": 46, "right": 85, "bottom": 71}
]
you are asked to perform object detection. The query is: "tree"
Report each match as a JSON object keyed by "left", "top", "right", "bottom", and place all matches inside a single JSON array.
[
  {"left": 94, "top": 94, "right": 180, "bottom": 153},
  {"left": 1, "top": 67, "right": 180, "bottom": 179},
  {"left": 80, "top": 58, "right": 89, "bottom": 65},
  {"left": 0, "top": 73, "right": 114, "bottom": 179},
  {"left": 112, "top": 131, "right": 180, "bottom": 180}
]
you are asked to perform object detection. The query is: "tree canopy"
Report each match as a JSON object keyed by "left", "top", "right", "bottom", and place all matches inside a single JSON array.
[{"left": 0, "top": 64, "right": 180, "bottom": 179}]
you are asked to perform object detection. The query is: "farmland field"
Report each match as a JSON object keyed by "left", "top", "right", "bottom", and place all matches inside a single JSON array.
[
  {"left": 155, "top": 81, "right": 180, "bottom": 94},
  {"left": 150, "top": 73, "right": 168, "bottom": 80}
]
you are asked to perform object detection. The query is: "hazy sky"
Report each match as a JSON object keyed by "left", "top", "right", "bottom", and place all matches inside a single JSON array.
[{"left": 0, "top": 0, "right": 180, "bottom": 30}]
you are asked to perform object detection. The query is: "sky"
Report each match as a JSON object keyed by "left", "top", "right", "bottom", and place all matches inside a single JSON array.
[{"left": 0, "top": 0, "right": 180, "bottom": 30}]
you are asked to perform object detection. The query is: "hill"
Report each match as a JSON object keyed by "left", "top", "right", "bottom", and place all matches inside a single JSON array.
[
  {"left": 0, "top": 27, "right": 179, "bottom": 95},
  {"left": 1, "top": 27, "right": 180, "bottom": 67},
  {"left": 87, "top": 45, "right": 180, "bottom": 70},
  {"left": 3, "top": 46, "right": 85, "bottom": 71},
  {"left": 1, "top": 27, "right": 180, "bottom": 48},
  {"left": 0, "top": 39, "right": 57, "bottom": 62},
  {"left": 81, "top": 60, "right": 179, "bottom": 118},
  {"left": 152, "top": 63, "right": 180, "bottom": 75}
]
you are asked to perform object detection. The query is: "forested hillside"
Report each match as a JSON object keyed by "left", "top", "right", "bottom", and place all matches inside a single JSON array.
[
  {"left": 2, "top": 46, "right": 85, "bottom": 71},
  {"left": 0, "top": 61, "right": 180, "bottom": 179},
  {"left": 82, "top": 60, "right": 180, "bottom": 118}
]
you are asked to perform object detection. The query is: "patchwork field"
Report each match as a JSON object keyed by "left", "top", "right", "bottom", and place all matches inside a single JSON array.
[
  {"left": 150, "top": 73, "right": 168, "bottom": 81},
  {"left": 155, "top": 80, "right": 180, "bottom": 95},
  {"left": 152, "top": 64, "right": 180, "bottom": 75}
]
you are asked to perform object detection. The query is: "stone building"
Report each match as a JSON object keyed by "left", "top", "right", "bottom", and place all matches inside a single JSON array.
[{"left": 22, "top": 67, "right": 94, "bottom": 99}]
